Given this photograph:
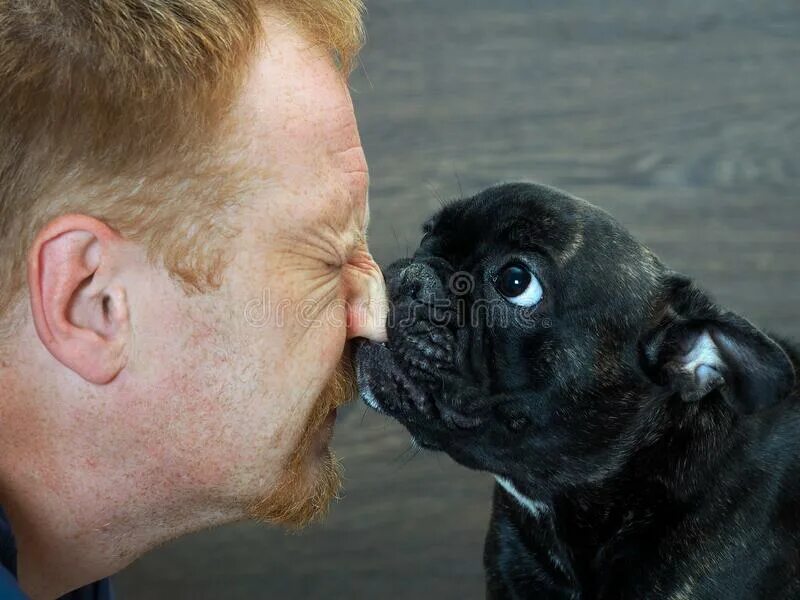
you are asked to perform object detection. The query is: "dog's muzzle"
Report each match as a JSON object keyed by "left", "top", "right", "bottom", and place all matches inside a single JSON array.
[{"left": 356, "top": 258, "right": 459, "bottom": 418}]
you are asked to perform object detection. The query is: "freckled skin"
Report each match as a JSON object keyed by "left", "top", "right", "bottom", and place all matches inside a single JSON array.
[{"left": 0, "top": 11, "right": 386, "bottom": 598}]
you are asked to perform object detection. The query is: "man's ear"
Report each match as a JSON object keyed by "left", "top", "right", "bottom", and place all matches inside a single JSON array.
[
  {"left": 641, "top": 275, "right": 795, "bottom": 414},
  {"left": 27, "top": 214, "right": 131, "bottom": 384}
]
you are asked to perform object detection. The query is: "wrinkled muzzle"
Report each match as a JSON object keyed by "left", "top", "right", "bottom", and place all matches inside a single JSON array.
[{"left": 356, "top": 257, "right": 485, "bottom": 447}]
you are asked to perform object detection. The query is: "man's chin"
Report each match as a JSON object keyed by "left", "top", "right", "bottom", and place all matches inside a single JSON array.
[
  {"left": 247, "top": 447, "right": 342, "bottom": 530},
  {"left": 248, "top": 353, "right": 354, "bottom": 529}
]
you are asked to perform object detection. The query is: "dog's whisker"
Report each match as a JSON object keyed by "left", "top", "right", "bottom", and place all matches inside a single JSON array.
[
  {"left": 454, "top": 170, "right": 463, "bottom": 199},
  {"left": 425, "top": 180, "right": 448, "bottom": 210},
  {"left": 392, "top": 444, "right": 422, "bottom": 470}
]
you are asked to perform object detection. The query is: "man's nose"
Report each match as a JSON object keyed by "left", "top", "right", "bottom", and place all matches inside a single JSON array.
[{"left": 345, "top": 255, "right": 388, "bottom": 342}]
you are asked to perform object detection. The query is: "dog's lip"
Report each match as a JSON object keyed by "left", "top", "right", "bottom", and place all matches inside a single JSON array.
[
  {"left": 355, "top": 340, "right": 390, "bottom": 413},
  {"left": 355, "top": 339, "right": 427, "bottom": 416},
  {"left": 360, "top": 381, "right": 384, "bottom": 413}
]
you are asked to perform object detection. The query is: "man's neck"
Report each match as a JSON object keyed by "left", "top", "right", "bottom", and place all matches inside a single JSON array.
[
  {"left": 2, "top": 481, "right": 238, "bottom": 599},
  {"left": 0, "top": 450, "right": 248, "bottom": 599},
  {"left": 0, "top": 339, "right": 246, "bottom": 598}
]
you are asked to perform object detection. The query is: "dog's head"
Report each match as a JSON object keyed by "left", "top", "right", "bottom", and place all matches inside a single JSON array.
[{"left": 356, "top": 183, "right": 795, "bottom": 495}]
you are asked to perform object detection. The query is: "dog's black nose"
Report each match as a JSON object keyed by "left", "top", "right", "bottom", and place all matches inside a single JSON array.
[
  {"left": 399, "top": 262, "right": 445, "bottom": 304},
  {"left": 386, "top": 260, "right": 445, "bottom": 304}
]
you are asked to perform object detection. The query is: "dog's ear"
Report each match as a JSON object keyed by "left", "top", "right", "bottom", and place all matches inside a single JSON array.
[{"left": 641, "top": 275, "right": 795, "bottom": 414}]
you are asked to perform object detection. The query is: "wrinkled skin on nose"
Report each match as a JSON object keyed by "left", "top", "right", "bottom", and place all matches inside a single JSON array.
[{"left": 345, "top": 246, "right": 389, "bottom": 343}]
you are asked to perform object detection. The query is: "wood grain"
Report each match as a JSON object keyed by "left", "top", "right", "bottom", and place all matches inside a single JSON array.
[{"left": 116, "top": 1, "right": 800, "bottom": 597}]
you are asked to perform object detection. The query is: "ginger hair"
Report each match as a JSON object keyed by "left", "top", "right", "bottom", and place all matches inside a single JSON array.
[{"left": 0, "top": 0, "right": 365, "bottom": 331}]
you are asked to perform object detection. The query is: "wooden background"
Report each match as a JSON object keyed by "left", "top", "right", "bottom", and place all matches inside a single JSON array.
[{"left": 116, "top": 1, "right": 800, "bottom": 597}]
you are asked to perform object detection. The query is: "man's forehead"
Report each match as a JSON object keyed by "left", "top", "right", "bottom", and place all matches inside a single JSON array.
[
  {"left": 223, "top": 11, "right": 368, "bottom": 245},
  {"left": 232, "top": 11, "right": 360, "bottom": 164}
]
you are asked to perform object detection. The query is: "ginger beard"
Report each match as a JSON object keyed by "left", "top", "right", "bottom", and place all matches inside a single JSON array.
[{"left": 248, "top": 355, "right": 357, "bottom": 528}]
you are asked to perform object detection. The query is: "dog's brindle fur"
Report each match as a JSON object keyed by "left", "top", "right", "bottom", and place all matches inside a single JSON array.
[{"left": 356, "top": 183, "right": 799, "bottom": 599}]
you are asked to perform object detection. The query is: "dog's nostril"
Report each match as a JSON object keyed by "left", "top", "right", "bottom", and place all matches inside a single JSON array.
[
  {"left": 399, "top": 263, "right": 444, "bottom": 303},
  {"left": 406, "top": 279, "right": 422, "bottom": 298},
  {"left": 398, "top": 267, "right": 422, "bottom": 296},
  {"left": 396, "top": 269, "right": 415, "bottom": 298}
]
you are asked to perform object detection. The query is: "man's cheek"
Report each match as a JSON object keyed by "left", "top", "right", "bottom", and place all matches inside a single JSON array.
[{"left": 241, "top": 263, "right": 336, "bottom": 339}]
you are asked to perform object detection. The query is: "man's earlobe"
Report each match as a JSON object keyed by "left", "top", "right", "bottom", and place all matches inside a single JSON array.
[
  {"left": 641, "top": 276, "right": 796, "bottom": 414},
  {"left": 27, "top": 215, "right": 131, "bottom": 384}
]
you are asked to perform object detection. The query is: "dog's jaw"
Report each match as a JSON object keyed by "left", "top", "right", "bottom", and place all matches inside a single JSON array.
[
  {"left": 355, "top": 341, "right": 387, "bottom": 413},
  {"left": 355, "top": 340, "right": 422, "bottom": 414}
]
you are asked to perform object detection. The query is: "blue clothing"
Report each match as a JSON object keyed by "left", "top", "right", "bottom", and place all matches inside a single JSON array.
[{"left": 0, "top": 508, "right": 113, "bottom": 600}]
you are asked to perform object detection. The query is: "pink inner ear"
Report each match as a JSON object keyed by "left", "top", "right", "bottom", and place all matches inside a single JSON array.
[{"left": 682, "top": 331, "right": 723, "bottom": 388}]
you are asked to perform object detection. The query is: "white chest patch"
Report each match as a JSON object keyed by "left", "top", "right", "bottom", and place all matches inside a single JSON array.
[{"left": 495, "top": 477, "right": 550, "bottom": 519}]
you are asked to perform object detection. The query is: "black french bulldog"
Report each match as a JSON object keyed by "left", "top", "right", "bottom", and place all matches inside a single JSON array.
[{"left": 356, "top": 182, "right": 800, "bottom": 599}]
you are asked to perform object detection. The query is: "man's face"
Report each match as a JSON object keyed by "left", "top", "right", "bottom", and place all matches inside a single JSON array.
[{"left": 122, "top": 13, "right": 385, "bottom": 527}]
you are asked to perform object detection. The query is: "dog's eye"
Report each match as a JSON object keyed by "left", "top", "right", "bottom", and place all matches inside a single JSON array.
[{"left": 496, "top": 264, "right": 543, "bottom": 307}]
